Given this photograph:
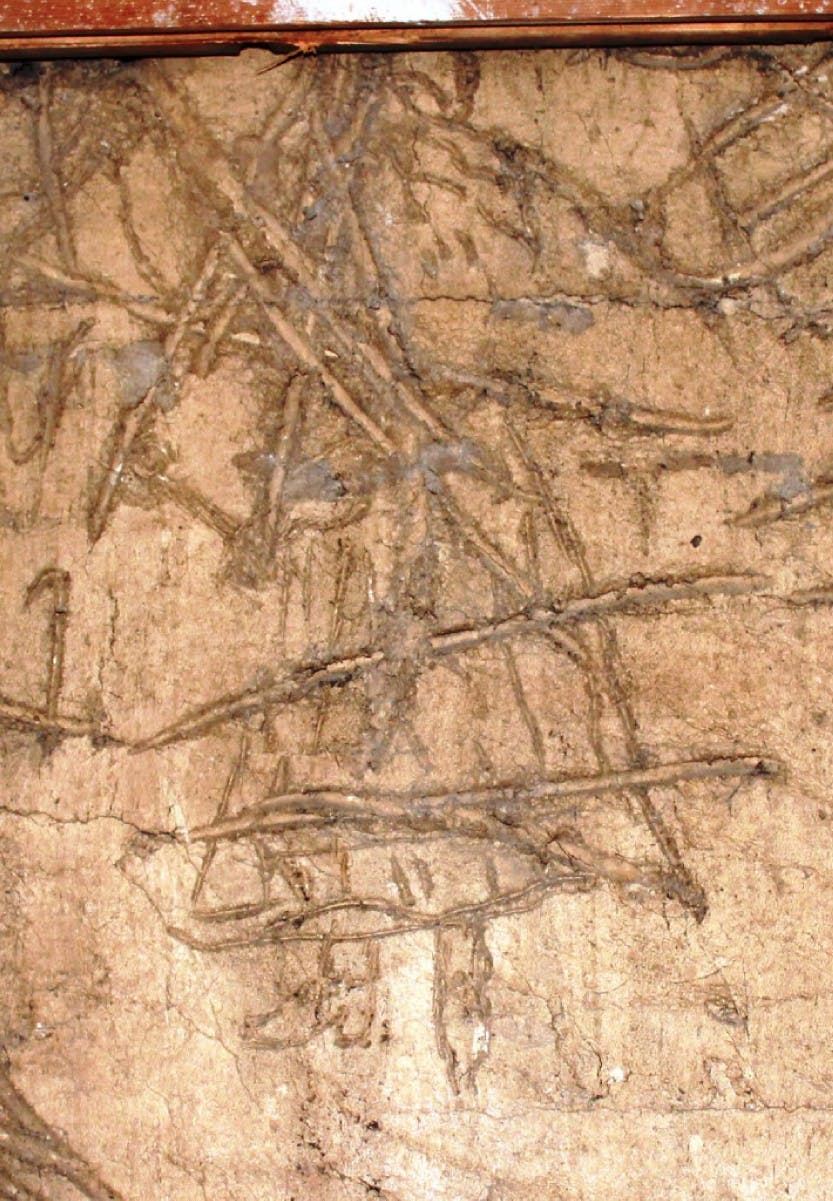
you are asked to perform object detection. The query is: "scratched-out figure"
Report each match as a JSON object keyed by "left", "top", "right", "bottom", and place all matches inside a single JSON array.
[
  {"left": 130, "top": 359, "right": 778, "bottom": 1092},
  {"left": 4, "top": 49, "right": 826, "bottom": 1111},
  {"left": 2, "top": 45, "right": 833, "bottom": 1201},
  {"left": 106, "top": 53, "right": 828, "bottom": 1093},
  {"left": 150, "top": 631, "right": 774, "bottom": 1092}
]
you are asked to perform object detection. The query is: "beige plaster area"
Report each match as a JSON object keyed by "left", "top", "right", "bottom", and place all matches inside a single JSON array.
[{"left": 1, "top": 41, "right": 833, "bottom": 1200}]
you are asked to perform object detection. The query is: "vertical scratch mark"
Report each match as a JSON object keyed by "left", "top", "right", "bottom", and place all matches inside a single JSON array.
[
  {"left": 433, "top": 923, "right": 493, "bottom": 1095},
  {"left": 390, "top": 854, "right": 416, "bottom": 908},
  {"left": 192, "top": 733, "right": 249, "bottom": 907},
  {"left": 36, "top": 72, "right": 76, "bottom": 274},
  {"left": 312, "top": 541, "right": 354, "bottom": 753},
  {"left": 87, "top": 241, "right": 223, "bottom": 544},
  {"left": 500, "top": 641, "right": 546, "bottom": 771},
  {"left": 228, "top": 241, "right": 396, "bottom": 454},
  {"left": 266, "top": 372, "right": 305, "bottom": 556},
  {"left": 24, "top": 567, "right": 70, "bottom": 721},
  {"left": 302, "top": 542, "right": 315, "bottom": 625},
  {"left": 195, "top": 280, "right": 247, "bottom": 378},
  {"left": 520, "top": 506, "right": 542, "bottom": 598},
  {"left": 503, "top": 416, "right": 706, "bottom": 918},
  {"left": 436, "top": 488, "right": 526, "bottom": 597},
  {"left": 2, "top": 319, "right": 91, "bottom": 477}
]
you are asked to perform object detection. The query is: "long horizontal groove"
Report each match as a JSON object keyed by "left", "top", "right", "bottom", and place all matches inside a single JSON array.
[{"left": 2, "top": 20, "right": 833, "bottom": 59}]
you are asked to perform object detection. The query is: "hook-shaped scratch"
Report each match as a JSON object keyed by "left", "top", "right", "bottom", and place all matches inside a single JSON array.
[{"left": 24, "top": 567, "right": 71, "bottom": 720}]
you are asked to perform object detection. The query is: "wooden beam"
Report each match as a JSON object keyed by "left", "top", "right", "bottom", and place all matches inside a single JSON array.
[{"left": 0, "top": 0, "right": 832, "bottom": 57}]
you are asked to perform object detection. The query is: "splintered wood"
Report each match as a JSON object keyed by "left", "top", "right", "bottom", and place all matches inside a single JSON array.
[{"left": 2, "top": 44, "right": 833, "bottom": 1201}]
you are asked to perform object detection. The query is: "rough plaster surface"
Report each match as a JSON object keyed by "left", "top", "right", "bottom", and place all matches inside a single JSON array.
[{"left": 1, "top": 41, "right": 833, "bottom": 1201}]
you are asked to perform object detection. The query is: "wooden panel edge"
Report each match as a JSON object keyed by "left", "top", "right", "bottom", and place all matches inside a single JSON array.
[{"left": 3, "top": 18, "right": 833, "bottom": 59}]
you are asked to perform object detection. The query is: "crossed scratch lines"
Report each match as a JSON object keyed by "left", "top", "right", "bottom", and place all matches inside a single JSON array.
[
  {"left": 729, "top": 389, "right": 833, "bottom": 533},
  {"left": 625, "top": 54, "right": 833, "bottom": 291},
  {"left": 92, "top": 78, "right": 789, "bottom": 923},
  {"left": 0, "top": 1061, "right": 124, "bottom": 1201},
  {"left": 82, "top": 244, "right": 738, "bottom": 572},
  {"left": 176, "top": 750, "right": 778, "bottom": 947},
  {"left": 81, "top": 96, "right": 460, "bottom": 553},
  {"left": 5, "top": 52, "right": 833, "bottom": 341},
  {"left": 136, "top": 570, "right": 771, "bottom": 753},
  {"left": 0, "top": 319, "right": 91, "bottom": 471},
  {"left": 0, "top": 64, "right": 810, "bottom": 910},
  {"left": 144, "top": 565, "right": 781, "bottom": 943},
  {"left": 77, "top": 234, "right": 735, "bottom": 579},
  {"left": 0, "top": 61, "right": 811, "bottom": 922},
  {"left": 0, "top": 56, "right": 820, "bottom": 1105},
  {"left": 383, "top": 49, "right": 833, "bottom": 300},
  {"left": 4, "top": 53, "right": 833, "bottom": 310},
  {"left": 75, "top": 50, "right": 833, "bottom": 551},
  {"left": 6, "top": 56, "right": 833, "bottom": 550},
  {"left": 167, "top": 721, "right": 776, "bottom": 1091}
]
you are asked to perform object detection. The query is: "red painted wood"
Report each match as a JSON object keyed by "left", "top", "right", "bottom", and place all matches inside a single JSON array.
[
  {"left": 1, "top": 0, "right": 832, "bottom": 32},
  {"left": 0, "top": 0, "right": 832, "bottom": 55}
]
